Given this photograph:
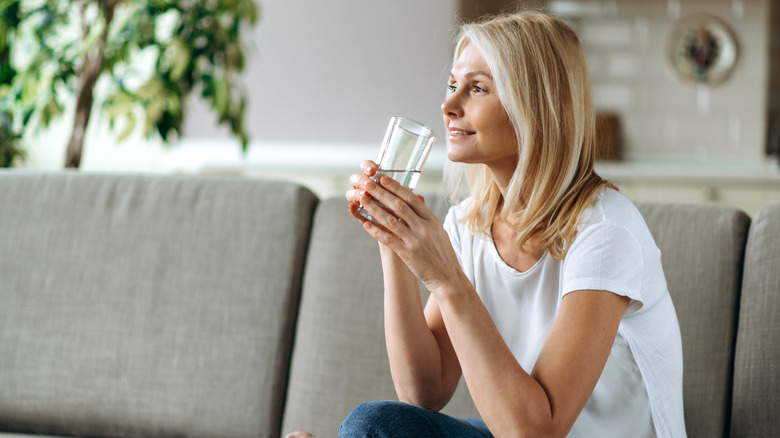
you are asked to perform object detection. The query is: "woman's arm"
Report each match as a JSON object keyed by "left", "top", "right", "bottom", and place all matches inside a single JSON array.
[
  {"left": 360, "top": 175, "right": 630, "bottom": 437},
  {"left": 347, "top": 162, "right": 462, "bottom": 410},
  {"left": 379, "top": 245, "right": 462, "bottom": 410},
  {"left": 436, "top": 284, "right": 628, "bottom": 437}
]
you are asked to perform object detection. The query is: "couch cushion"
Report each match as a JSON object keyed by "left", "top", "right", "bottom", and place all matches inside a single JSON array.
[
  {"left": 0, "top": 172, "right": 317, "bottom": 438},
  {"left": 636, "top": 202, "right": 749, "bottom": 438},
  {"left": 731, "top": 202, "right": 780, "bottom": 437},
  {"left": 281, "top": 194, "right": 479, "bottom": 437}
]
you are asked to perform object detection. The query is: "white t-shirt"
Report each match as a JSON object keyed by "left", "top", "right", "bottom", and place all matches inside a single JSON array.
[{"left": 443, "top": 188, "right": 686, "bottom": 438}]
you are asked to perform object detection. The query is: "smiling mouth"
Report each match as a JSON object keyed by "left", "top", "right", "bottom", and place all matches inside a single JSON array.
[{"left": 449, "top": 130, "right": 475, "bottom": 136}]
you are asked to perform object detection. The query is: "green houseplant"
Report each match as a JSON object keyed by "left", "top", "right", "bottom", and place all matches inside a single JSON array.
[
  {"left": 0, "top": 0, "right": 25, "bottom": 167},
  {"left": 0, "top": 0, "right": 258, "bottom": 168}
]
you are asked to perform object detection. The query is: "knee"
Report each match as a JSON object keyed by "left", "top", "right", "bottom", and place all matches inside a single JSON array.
[{"left": 339, "top": 401, "right": 420, "bottom": 438}]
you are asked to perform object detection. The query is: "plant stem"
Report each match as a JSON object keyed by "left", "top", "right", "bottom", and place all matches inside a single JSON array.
[{"left": 64, "top": 0, "right": 116, "bottom": 168}]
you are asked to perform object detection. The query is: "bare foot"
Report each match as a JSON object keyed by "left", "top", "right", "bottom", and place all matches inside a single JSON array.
[{"left": 285, "top": 432, "right": 315, "bottom": 438}]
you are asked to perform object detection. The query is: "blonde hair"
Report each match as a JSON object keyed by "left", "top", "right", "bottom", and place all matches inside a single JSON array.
[{"left": 446, "top": 11, "right": 614, "bottom": 260}]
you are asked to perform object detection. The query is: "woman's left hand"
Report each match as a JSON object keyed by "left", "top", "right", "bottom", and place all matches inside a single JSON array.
[{"left": 348, "top": 175, "right": 463, "bottom": 291}]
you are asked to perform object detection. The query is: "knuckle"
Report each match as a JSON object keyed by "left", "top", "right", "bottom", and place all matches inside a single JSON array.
[
  {"left": 379, "top": 233, "right": 394, "bottom": 245},
  {"left": 408, "top": 195, "right": 424, "bottom": 209},
  {"left": 386, "top": 215, "right": 400, "bottom": 229},
  {"left": 394, "top": 199, "right": 409, "bottom": 214},
  {"left": 406, "top": 239, "right": 423, "bottom": 253}
]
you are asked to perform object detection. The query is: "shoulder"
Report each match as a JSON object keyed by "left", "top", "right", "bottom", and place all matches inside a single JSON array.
[
  {"left": 577, "top": 188, "right": 646, "bottom": 234},
  {"left": 567, "top": 188, "right": 655, "bottom": 262},
  {"left": 443, "top": 197, "right": 473, "bottom": 229}
]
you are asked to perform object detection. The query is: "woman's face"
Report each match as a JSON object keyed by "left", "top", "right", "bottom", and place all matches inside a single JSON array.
[{"left": 442, "top": 43, "right": 518, "bottom": 178}]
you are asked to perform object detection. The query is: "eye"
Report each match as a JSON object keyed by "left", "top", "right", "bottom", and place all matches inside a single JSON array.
[
  {"left": 447, "top": 84, "right": 457, "bottom": 93},
  {"left": 472, "top": 85, "right": 486, "bottom": 93}
]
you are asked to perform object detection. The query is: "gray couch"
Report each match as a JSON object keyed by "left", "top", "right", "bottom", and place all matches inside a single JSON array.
[{"left": 0, "top": 172, "right": 777, "bottom": 438}]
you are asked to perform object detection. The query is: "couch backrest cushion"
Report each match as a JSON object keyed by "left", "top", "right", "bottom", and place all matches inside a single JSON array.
[
  {"left": 731, "top": 202, "right": 780, "bottom": 437},
  {"left": 0, "top": 172, "right": 318, "bottom": 438},
  {"left": 281, "top": 194, "right": 479, "bottom": 437},
  {"left": 636, "top": 202, "right": 750, "bottom": 438}
]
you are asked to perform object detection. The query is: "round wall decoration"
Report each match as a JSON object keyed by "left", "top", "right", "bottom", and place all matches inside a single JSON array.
[{"left": 666, "top": 14, "right": 739, "bottom": 86}]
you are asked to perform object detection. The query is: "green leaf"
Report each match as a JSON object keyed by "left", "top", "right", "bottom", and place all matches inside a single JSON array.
[
  {"left": 38, "top": 94, "right": 63, "bottom": 127},
  {"left": 169, "top": 37, "right": 191, "bottom": 81},
  {"left": 214, "top": 78, "right": 229, "bottom": 115},
  {"left": 104, "top": 90, "right": 136, "bottom": 118},
  {"left": 116, "top": 113, "right": 136, "bottom": 142},
  {"left": 136, "top": 78, "right": 164, "bottom": 100},
  {"left": 144, "top": 95, "right": 165, "bottom": 135},
  {"left": 165, "top": 92, "right": 181, "bottom": 117},
  {"left": 4, "top": 0, "right": 260, "bottom": 165}
]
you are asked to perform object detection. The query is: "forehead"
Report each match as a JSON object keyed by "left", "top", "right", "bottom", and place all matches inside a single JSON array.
[{"left": 451, "top": 44, "right": 492, "bottom": 78}]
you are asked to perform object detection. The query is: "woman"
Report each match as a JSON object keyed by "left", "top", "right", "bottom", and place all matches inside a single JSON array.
[{"left": 340, "top": 11, "right": 685, "bottom": 438}]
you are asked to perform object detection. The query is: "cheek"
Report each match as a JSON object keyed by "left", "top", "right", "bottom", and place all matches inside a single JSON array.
[{"left": 487, "top": 114, "right": 516, "bottom": 145}]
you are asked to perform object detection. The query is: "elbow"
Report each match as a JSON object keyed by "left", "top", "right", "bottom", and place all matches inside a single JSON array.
[
  {"left": 396, "top": 389, "right": 451, "bottom": 413},
  {"left": 491, "top": 425, "right": 566, "bottom": 438},
  {"left": 486, "top": 414, "right": 569, "bottom": 438},
  {"left": 397, "top": 395, "right": 448, "bottom": 413}
]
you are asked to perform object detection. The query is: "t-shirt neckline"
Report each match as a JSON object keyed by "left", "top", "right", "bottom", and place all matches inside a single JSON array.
[{"left": 486, "top": 229, "right": 548, "bottom": 276}]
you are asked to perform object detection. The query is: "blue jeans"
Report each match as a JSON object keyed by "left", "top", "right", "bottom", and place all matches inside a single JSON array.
[{"left": 339, "top": 400, "right": 493, "bottom": 438}]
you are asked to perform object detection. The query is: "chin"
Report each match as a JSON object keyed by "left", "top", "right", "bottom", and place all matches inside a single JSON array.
[
  {"left": 446, "top": 149, "right": 477, "bottom": 165},
  {"left": 446, "top": 145, "right": 467, "bottom": 163}
]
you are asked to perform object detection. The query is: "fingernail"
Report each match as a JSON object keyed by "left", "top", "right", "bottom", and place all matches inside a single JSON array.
[
  {"left": 365, "top": 181, "right": 376, "bottom": 191},
  {"left": 380, "top": 176, "right": 392, "bottom": 185}
]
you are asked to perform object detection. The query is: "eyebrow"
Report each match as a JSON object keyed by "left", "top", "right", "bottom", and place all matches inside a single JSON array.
[{"left": 449, "top": 71, "right": 493, "bottom": 80}]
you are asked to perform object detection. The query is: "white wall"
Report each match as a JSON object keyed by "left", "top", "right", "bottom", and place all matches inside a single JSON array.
[
  {"left": 19, "top": 0, "right": 458, "bottom": 172},
  {"left": 548, "top": 0, "right": 771, "bottom": 162},
  {"left": 183, "top": 0, "right": 458, "bottom": 145}
]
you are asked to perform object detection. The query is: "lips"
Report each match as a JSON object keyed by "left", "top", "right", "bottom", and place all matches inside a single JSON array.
[{"left": 448, "top": 127, "right": 475, "bottom": 138}]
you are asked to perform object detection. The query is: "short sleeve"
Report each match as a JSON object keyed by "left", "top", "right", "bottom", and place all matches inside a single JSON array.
[{"left": 562, "top": 222, "right": 644, "bottom": 314}]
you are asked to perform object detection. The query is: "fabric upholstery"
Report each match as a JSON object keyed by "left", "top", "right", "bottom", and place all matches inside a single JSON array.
[
  {"left": 0, "top": 172, "right": 318, "bottom": 438},
  {"left": 281, "top": 194, "right": 479, "bottom": 437},
  {"left": 731, "top": 203, "right": 780, "bottom": 437},
  {"left": 2, "top": 169, "right": 773, "bottom": 438},
  {"left": 636, "top": 202, "right": 750, "bottom": 438}
]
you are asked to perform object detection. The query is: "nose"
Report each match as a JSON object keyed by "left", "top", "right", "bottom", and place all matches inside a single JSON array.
[{"left": 441, "top": 91, "right": 463, "bottom": 119}]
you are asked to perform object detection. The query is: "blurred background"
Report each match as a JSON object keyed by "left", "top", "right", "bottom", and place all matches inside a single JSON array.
[{"left": 4, "top": 0, "right": 780, "bottom": 215}]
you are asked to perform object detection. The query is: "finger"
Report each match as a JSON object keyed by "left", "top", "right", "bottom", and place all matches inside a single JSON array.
[
  {"left": 362, "top": 180, "right": 418, "bottom": 230},
  {"left": 353, "top": 195, "right": 401, "bottom": 246},
  {"left": 347, "top": 202, "right": 371, "bottom": 223},
  {"left": 360, "top": 193, "right": 414, "bottom": 241},
  {"left": 349, "top": 172, "right": 378, "bottom": 191},
  {"left": 361, "top": 209, "right": 404, "bottom": 249},
  {"left": 372, "top": 175, "right": 436, "bottom": 222},
  {"left": 360, "top": 160, "right": 378, "bottom": 177},
  {"left": 345, "top": 188, "right": 369, "bottom": 205}
]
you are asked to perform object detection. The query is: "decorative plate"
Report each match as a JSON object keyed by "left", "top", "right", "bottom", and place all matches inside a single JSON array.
[{"left": 666, "top": 14, "right": 739, "bottom": 86}]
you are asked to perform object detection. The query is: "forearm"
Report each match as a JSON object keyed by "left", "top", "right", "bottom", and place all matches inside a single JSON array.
[
  {"left": 380, "top": 244, "right": 453, "bottom": 409},
  {"left": 432, "top": 281, "right": 556, "bottom": 437}
]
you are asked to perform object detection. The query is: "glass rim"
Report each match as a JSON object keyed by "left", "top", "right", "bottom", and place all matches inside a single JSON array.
[{"left": 391, "top": 116, "right": 436, "bottom": 138}]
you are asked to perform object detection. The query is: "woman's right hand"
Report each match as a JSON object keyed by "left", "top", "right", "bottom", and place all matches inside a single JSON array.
[{"left": 346, "top": 160, "right": 379, "bottom": 223}]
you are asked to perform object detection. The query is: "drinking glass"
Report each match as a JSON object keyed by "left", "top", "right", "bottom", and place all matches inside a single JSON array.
[{"left": 358, "top": 116, "right": 437, "bottom": 222}]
